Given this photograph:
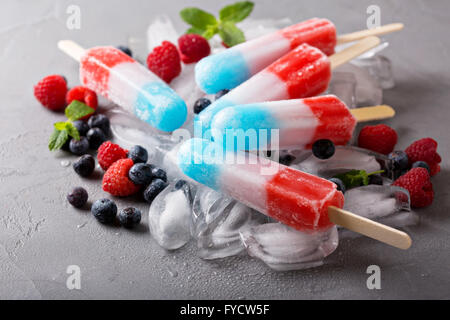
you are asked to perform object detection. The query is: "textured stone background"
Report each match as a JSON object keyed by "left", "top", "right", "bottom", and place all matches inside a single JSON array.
[{"left": 0, "top": 0, "right": 449, "bottom": 299}]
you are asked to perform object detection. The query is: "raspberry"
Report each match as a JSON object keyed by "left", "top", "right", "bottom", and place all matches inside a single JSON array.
[
  {"left": 146, "top": 41, "right": 181, "bottom": 83},
  {"left": 405, "top": 138, "right": 441, "bottom": 176},
  {"left": 178, "top": 34, "right": 211, "bottom": 63},
  {"left": 97, "top": 141, "right": 128, "bottom": 170},
  {"left": 358, "top": 124, "right": 398, "bottom": 155},
  {"left": 102, "top": 158, "right": 140, "bottom": 197},
  {"left": 34, "top": 75, "right": 67, "bottom": 111},
  {"left": 66, "top": 86, "right": 98, "bottom": 119},
  {"left": 393, "top": 168, "right": 434, "bottom": 208}
]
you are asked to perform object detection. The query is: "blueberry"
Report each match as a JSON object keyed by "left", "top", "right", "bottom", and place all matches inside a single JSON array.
[
  {"left": 88, "top": 114, "right": 110, "bottom": 136},
  {"left": 369, "top": 174, "right": 383, "bottom": 185},
  {"left": 67, "top": 187, "right": 88, "bottom": 208},
  {"left": 312, "top": 139, "right": 335, "bottom": 160},
  {"left": 117, "top": 46, "right": 132, "bottom": 57},
  {"left": 151, "top": 167, "right": 167, "bottom": 182},
  {"left": 118, "top": 207, "right": 142, "bottom": 228},
  {"left": 86, "top": 127, "right": 106, "bottom": 150},
  {"left": 329, "top": 178, "right": 346, "bottom": 193},
  {"left": 412, "top": 161, "right": 430, "bottom": 174},
  {"left": 69, "top": 137, "right": 89, "bottom": 155},
  {"left": 143, "top": 179, "right": 168, "bottom": 203},
  {"left": 73, "top": 120, "right": 90, "bottom": 136},
  {"left": 128, "top": 145, "right": 148, "bottom": 164},
  {"left": 193, "top": 98, "right": 211, "bottom": 114},
  {"left": 215, "top": 89, "right": 230, "bottom": 100},
  {"left": 279, "top": 154, "right": 295, "bottom": 166},
  {"left": 91, "top": 199, "right": 117, "bottom": 224},
  {"left": 129, "top": 163, "right": 153, "bottom": 185},
  {"left": 73, "top": 154, "right": 95, "bottom": 177},
  {"left": 388, "top": 150, "right": 409, "bottom": 171}
]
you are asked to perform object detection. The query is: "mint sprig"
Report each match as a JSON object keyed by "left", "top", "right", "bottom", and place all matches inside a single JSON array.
[
  {"left": 180, "top": 1, "right": 254, "bottom": 47},
  {"left": 48, "top": 100, "right": 95, "bottom": 151},
  {"left": 333, "top": 170, "right": 384, "bottom": 190}
]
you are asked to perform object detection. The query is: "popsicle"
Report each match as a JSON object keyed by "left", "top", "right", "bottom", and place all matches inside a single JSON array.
[
  {"left": 195, "top": 36, "right": 381, "bottom": 134},
  {"left": 210, "top": 95, "right": 395, "bottom": 150},
  {"left": 195, "top": 19, "right": 404, "bottom": 94},
  {"left": 58, "top": 41, "right": 187, "bottom": 132},
  {"left": 177, "top": 138, "right": 412, "bottom": 249}
]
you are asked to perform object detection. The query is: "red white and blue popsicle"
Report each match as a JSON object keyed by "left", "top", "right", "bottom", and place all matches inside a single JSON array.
[
  {"left": 210, "top": 95, "right": 395, "bottom": 150},
  {"left": 195, "top": 18, "right": 336, "bottom": 94},
  {"left": 195, "top": 19, "right": 404, "bottom": 94},
  {"left": 58, "top": 41, "right": 187, "bottom": 132},
  {"left": 195, "top": 36, "right": 381, "bottom": 134},
  {"left": 177, "top": 138, "right": 412, "bottom": 249}
]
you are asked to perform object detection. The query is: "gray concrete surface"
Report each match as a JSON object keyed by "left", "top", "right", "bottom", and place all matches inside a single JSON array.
[{"left": 0, "top": 0, "right": 449, "bottom": 299}]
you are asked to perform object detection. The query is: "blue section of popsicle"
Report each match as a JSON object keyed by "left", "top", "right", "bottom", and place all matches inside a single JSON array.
[
  {"left": 211, "top": 104, "right": 279, "bottom": 150},
  {"left": 195, "top": 50, "right": 251, "bottom": 94},
  {"left": 176, "top": 138, "right": 223, "bottom": 190},
  {"left": 134, "top": 82, "right": 187, "bottom": 132}
]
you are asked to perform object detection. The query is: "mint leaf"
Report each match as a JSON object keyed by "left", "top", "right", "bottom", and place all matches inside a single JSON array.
[
  {"left": 334, "top": 170, "right": 370, "bottom": 190},
  {"left": 65, "top": 122, "right": 80, "bottom": 141},
  {"left": 186, "top": 26, "right": 206, "bottom": 35},
  {"left": 218, "top": 21, "right": 245, "bottom": 47},
  {"left": 180, "top": 8, "right": 217, "bottom": 29},
  {"left": 219, "top": 1, "right": 254, "bottom": 23},
  {"left": 48, "top": 128, "right": 69, "bottom": 151},
  {"left": 65, "top": 100, "right": 95, "bottom": 121}
]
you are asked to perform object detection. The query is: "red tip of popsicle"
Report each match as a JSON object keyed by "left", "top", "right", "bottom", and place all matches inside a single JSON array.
[
  {"left": 279, "top": 18, "right": 337, "bottom": 56},
  {"left": 267, "top": 44, "right": 331, "bottom": 100},
  {"left": 265, "top": 166, "right": 345, "bottom": 232}
]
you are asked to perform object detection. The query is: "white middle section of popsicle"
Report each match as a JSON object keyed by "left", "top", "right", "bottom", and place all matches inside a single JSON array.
[{"left": 106, "top": 61, "right": 161, "bottom": 113}]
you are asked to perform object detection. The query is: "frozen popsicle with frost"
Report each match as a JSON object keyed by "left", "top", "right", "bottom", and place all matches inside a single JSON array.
[
  {"left": 176, "top": 138, "right": 412, "bottom": 249},
  {"left": 210, "top": 95, "right": 395, "bottom": 150},
  {"left": 195, "top": 36, "right": 381, "bottom": 133},
  {"left": 58, "top": 40, "right": 187, "bottom": 132},
  {"left": 195, "top": 18, "right": 403, "bottom": 93}
]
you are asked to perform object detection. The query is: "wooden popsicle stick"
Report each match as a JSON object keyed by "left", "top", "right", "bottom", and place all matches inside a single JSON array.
[
  {"left": 57, "top": 40, "right": 85, "bottom": 62},
  {"left": 351, "top": 105, "right": 395, "bottom": 122},
  {"left": 337, "top": 23, "right": 404, "bottom": 45},
  {"left": 328, "top": 206, "right": 412, "bottom": 250},
  {"left": 329, "top": 36, "right": 380, "bottom": 70}
]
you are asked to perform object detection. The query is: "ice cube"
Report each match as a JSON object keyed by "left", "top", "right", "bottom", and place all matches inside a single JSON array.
[
  {"left": 291, "top": 146, "right": 389, "bottom": 178},
  {"left": 352, "top": 55, "right": 395, "bottom": 89},
  {"left": 328, "top": 72, "right": 357, "bottom": 108},
  {"left": 334, "top": 63, "right": 383, "bottom": 107},
  {"left": 146, "top": 14, "right": 179, "bottom": 52},
  {"left": 192, "top": 187, "right": 266, "bottom": 260},
  {"left": 148, "top": 184, "right": 192, "bottom": 250},
  {"left": 340, "top": 185, "right": 418, "bottom": 238},
  {"left": 240, "top": 223, "right": 339, "bottom": 271}
]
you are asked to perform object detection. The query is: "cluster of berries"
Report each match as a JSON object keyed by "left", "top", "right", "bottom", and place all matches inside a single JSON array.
[
  {"left": 358, "top": 124, "right": 441, "bottom": 208},
  {"left": 146, "top": 34, "right": 211, "bottom": 83},
  {"left": 67, "top": 187, "right": 141, "bottom": 228},
  {"left": 69, "top": 141, "right": 169, "bottom": 227},
  {"left": 64, "top": 114, "right": 110, "bottom": 155},
  {"left": 34, "top": 75, "right": 98, "bottom": 113}
]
